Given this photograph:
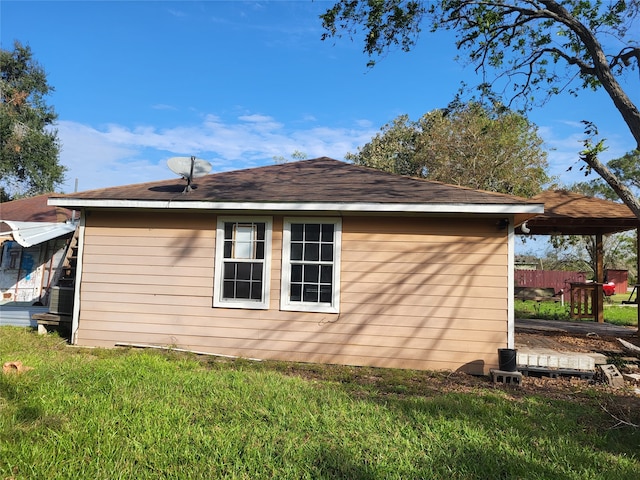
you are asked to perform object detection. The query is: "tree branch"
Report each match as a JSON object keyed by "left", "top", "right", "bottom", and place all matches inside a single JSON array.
[
  {"left": 541, "top": 47, "right": 595, "bottom": 75},
  {"left": 609, "top": 47, "right": 640, "bottom": 69},
  {"left": 600, "top": 403, "right": 640, "bottom": 429}
]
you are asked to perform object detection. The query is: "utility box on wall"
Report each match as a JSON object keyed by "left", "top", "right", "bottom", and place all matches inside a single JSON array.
[{"left": 49, "top": 286, "right": 74, "bottom": 315}]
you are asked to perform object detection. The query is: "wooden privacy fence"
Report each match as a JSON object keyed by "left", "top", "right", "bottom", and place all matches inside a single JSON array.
[
  {"left": 514, "top": 269, "right": 629, "bottom": 300},
  {"left": 515, "top": 270, "right": 586, "bottom": 302}
]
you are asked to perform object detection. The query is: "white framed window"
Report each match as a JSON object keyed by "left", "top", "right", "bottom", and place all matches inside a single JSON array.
[
  {"left": 214, "top": 217, "right": 272, "bottom": 309},
  {"left": 281, "top": 218, "right": 342, "bottom": 313}
]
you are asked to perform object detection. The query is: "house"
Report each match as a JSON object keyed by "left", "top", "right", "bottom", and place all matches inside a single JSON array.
[
  {"left": 49, "top": 158, "right": 543, "bottom": 374},
  {"left": 0, "top": 194, "right": 78, "bottom": 326}
]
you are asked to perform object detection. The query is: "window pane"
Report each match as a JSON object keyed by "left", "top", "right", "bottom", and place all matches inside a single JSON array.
[
  {"left": 320, "top": 265, "right": 332, "bottom": 283},
  {"left": 250, "top": 282, "right": 262, "bottom": 300},
  {"left": 303, "top": 265, "right": 319, "bottom": 282},
  {"left": 252, "top": 263, "right": 263, "bottom": 280},
  {"left": 223, "top": 241, "right": 232, "bottom": 259},
  {"left": 234, "top": 241, "right": 253, "bottom": 259},
  {"left": 223, "top": 281, "right": 235, "bottom": 298},
  {"left": 223, "top": 262, "right": 236, "bottom": 280},
  {"left": 304, "top": 243, "right": 319, "bottom": 261},
  {"left": 291, "top": 224, "right": 303, "bottom": 241},
  {"left": 291, "top": 243, "right": 303, "bottom": 261},
  {"left": 224, "top": 223, "right": 233, "bottom": 240},
  {"left": 237, "top": 263, "right": 251, "bottom": 280},
  {"left": 303, "top": 285, "right": 318, "bottom": 302},
  {"left": 290, "top": 284, "right": 302, "bottom": 301},
  {"left": 321, "top": 244, "right": 333, "bottom": 262},
  {"left": 291, "top": 264, "right": 302, "bottom": 282},
  {"left": 321, "top": 224, "right": 334, "bottom": 242},
  {"left": 235, "top": 224, "right": 253, "bottom": 242},
  {"left": 305, "top": 224, "right": 320, "bottom": 241},
  {"left": 255, "top": 242, "right": 264, "bottom": 260},
  {"left": 256, "top": 223, "right": 265, "bottom": 241},
  {"left": 236, "top": 281, "right": 250, "bottom": 299},
  {"left": 234, "top": 225, "right": 254, "bottom": 259},
  {"left": 319, "top": 285, "right": 332, "bottom": 303}
]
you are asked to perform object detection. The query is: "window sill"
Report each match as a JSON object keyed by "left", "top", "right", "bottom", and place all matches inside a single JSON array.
[{"left": 280, "top": 303, "right": 339, "bottom": 314}]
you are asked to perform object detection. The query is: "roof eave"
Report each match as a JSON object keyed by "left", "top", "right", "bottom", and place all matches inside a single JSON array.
[{"left": 49, "top": 198, "right": 544, "bottom": 215}]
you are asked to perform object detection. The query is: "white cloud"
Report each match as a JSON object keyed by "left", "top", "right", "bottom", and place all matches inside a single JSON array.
[{"left": 55, "top": 114, "right": 378, "bottom": 193}]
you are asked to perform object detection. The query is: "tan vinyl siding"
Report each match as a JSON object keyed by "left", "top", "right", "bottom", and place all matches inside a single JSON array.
[{"left": 76, "top": 211, "right": 509, "bottom": 374}]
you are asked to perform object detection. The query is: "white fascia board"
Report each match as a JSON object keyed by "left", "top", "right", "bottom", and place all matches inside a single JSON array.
[{"left": 49, "top": 198, "right": 544, "bottom": 215}]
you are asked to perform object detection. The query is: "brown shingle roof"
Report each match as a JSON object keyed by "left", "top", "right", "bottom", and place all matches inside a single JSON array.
[
  {"left": 50, "top": 157, "right": 539, "bottom": 206},
  {"left": 0, "top": 194, "right": 74, "bottom": 223},
  {"left": 523, "top": 190, "right": 639, "bottom": 235}
]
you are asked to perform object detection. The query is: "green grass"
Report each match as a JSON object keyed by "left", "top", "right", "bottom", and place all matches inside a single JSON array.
[
  {"left": 515, "top": 294, "right": 638, "bottom": 326},
  {"left": 1, "top": 327, "right": 639, "bottom": 479}
]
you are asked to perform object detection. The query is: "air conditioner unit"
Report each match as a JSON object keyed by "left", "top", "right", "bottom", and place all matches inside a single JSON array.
[{"left": 49, "top": 286, "right": 74, "bottom": 315}]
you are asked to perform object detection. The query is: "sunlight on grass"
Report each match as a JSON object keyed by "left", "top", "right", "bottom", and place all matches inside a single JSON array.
[
  {"left": 514, "top": 297, "right": 638, "bottom": 326},
  {"left": 1, "top": 327, "right": 639, "bottom": 479}
]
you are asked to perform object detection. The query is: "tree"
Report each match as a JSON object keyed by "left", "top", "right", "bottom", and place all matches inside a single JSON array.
[
  {"left": 347, "top": 100, "right": 550, "bottom": 196},
  {"left": 321, "top": 0, "right": 640, "bottom": 218},
  {"left": 608, "top": 149, "right": 640, "bottom": 192},
  {"left": 547, "top": 230, "right": 637, "bottom": 282},
  {"left": 570, "top": 149, "right": 640, "bottom": 200},
  {"left": 0, "top": 40, "right": 64, "bottom": 201},
  {"left": 273, "top": 150, "right": 308, "bottom": 164}
]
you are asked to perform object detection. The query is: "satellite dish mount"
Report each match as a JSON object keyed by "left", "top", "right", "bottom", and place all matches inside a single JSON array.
[{"left": 167, "top": 155, "right": 212, "bottom": 194}]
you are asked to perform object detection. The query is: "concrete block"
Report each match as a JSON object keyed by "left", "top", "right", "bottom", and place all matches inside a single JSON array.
[
  {"left": 490, "top": 369, "right": 522, "bottom": 386},
  {"left": 578, "top": 356, "right": 595, "bottom": 370},
  {"left": 600, "top": 364, "right": 625, "bottom": 388},
  {"left": 517, "top": 352, "right": 529, "bottom": 365},
  {"left": 566, "top": 356, "right": 580, "bottom": 370}
]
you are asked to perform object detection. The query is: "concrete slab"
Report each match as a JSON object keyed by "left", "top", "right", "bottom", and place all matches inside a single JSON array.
[
  {"left": 587, "top": 352, "right": 609, "bottom": 365},
  {"left": 622, "top": 373, "right": 640, "bottom": 384},
  {"left": 516, "top": 318, "right": 638, "bottom": 337},
  {"left": 517, "top": 347, "right": 596, "bottom": 371}
]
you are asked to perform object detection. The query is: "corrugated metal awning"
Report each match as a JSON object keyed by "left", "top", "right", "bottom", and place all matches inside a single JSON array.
[{"left": 0, "top": 220, "right": 77, "bottom": 248}]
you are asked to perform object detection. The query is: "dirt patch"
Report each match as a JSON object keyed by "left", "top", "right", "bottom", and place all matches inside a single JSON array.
[
  {"left": 516, "top": 330, "right": 630, "bottom": 355},
  {"left": 277, "top": 330, "right": 640, "bottom": 426},
  {"left": 510, "top": 330, "right": 640, "bottom": 418}
]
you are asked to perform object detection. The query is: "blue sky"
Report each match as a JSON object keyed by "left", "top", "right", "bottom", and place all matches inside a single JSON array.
[{"left": 2, "top": 0, "right": 638, "bottom": 195}]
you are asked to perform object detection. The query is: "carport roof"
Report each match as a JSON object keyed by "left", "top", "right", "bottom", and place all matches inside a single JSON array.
[{"left": 518, "top": 190, "right": 640, "bottom": 235}]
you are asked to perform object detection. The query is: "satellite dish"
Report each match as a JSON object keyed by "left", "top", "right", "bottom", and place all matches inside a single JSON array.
[{"left": 167, "top": 156, "right": 212, "bottom": 193}]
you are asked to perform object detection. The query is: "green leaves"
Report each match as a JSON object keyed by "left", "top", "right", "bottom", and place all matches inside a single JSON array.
[
  {"left": 348, "top": 100, "right": 551, "bottom": 197},
  {"left": 320, "top": 0, "right": 426, "bottom": 65},
  {"left": 320, "top": 1, "right": 640, "bottom": 109},
  {"left": 321, "top": 0, "right": 640, "bottom": 220},
  {"left": 0, "top": 41, "right": 65, "bottom": 200}
]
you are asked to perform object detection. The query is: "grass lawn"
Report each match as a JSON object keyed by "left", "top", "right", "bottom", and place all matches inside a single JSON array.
[
  {"left": 515, "top": 293, "right": 638, "bottom": 326},
  {"left": 1, "top": 327, "right": 639, "bottom": 479}
]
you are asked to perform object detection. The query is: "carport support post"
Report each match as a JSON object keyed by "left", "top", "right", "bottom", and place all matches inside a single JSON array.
[{"left": 595, "top": 233, "right": 604, "bottom": 324}]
